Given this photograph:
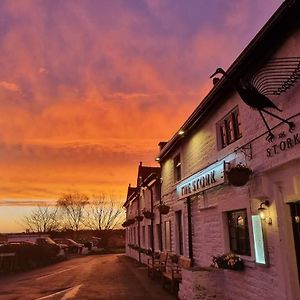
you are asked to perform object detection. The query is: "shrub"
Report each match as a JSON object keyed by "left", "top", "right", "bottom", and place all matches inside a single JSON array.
[{"left": 212, "top": 253, "right": 244, "bottom": 271}]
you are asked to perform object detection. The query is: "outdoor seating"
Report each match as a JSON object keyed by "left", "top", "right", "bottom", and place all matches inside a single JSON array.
[
  {"left": 162, "top": 255, "right": 191, "bottom": 294},
  {"left": 147, "top": 251, "right": 168, "bottom": 278}
]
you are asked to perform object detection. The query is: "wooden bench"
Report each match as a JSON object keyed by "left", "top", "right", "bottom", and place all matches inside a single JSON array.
[
  {"left": 162, "top": 256, "right": 191, "bottom": 293},
  {"left": 147, "top": 251, "right": 168, "bottom": 278}
]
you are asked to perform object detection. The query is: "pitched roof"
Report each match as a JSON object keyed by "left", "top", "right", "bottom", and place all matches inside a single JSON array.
[
  {"left": 157, "top": 0, "right": 300, "bottom": 162},
  {"left": 123, "top": 185, "right": 138, "bottom": 207},
  {"left": 136, "top": 162, "right": 160, "bottom": 187}
]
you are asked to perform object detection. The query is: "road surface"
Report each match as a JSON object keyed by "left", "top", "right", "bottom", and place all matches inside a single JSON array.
[{"left": 0, "top": 254, "right": 176, "bottom": 300}]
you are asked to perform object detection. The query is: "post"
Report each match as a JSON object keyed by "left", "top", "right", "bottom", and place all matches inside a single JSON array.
[
  {"left": 137, "top": 190, "right": 141, "bottom": 263},
  {"left": 187, "top": 197, "right": 193, "bottom": 266},
  {"left": 149, "top": 187, "right": 154, "bottom": 254}
]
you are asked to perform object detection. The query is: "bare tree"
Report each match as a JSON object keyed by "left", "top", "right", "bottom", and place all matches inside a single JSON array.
[
  {"left": 22, "top": 206, "right": 60, "bottom": 232},
  {"left": 85, "top": 194, "right": 125, "bottom": 231},
  {"left": 57, "top": 192, "right": 89, "bottom": 231}
]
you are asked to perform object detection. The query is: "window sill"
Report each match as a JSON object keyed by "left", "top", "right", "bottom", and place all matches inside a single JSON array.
[
  {"left": 240, "top": 255, "right": 255, "bottom": 268},
  {"left": 199, "top": 204, "right": 217, "bottom": 211}
]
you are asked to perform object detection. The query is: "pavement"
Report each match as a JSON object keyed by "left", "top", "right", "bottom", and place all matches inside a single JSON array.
[{"left": 0, "top": 254, "right": 176, "bottom": 300}]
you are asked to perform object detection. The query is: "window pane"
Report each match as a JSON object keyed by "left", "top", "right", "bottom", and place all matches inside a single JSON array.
[
  {"left": 234, "top": 110, "right": 242, "bottom": 138},
  {"left": 165, "top": 220, "right": 172, "bottom": 251},
  {"left": 156, "top": 224, "right": 162, "bottom": 251},
  {"left": 227, "top": 209, "right": 251, "bottom": 256},
  {"left": 174, "top": 154, "right": 181, "bottom": 182},
  {"left": 227, "top": 117, "right": 235, "bottom": 143},
  {"left": 220, "top": 123, "right": 227, "bottom": 148}
]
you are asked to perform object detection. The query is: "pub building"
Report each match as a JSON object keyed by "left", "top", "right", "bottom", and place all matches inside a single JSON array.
[{"left": 124, "top": 1, "right": 300, "bottom": 299}]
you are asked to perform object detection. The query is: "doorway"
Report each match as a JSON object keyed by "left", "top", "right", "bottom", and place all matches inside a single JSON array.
[
  {"left": 176, "top": 210, "right": 183, "bottom": 255},
  {"left": 290, "top": 201, "right": 300, "bottom": 282}
]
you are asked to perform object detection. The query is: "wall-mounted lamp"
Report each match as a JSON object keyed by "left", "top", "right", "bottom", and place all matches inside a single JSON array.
[
  {"left": 258, "top": 200, "right": 272, "bottom": 225},
  {"left": 155, "top": 157, "right": 160, "bottom": 162},
  {"left": 178, "top": 129, "right": 185, "bottom": 136}
]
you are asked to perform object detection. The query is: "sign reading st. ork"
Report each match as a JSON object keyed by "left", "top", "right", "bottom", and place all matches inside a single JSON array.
[{"left": 266, "top": 133, "right": 300, "bottom": 157}]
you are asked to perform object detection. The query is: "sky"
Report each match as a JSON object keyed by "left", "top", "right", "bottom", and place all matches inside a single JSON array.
[{"left": 0, "top": 0, "right": 283, "bottom": 233}]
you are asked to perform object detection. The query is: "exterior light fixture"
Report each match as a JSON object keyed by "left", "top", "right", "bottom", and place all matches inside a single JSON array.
[
  {"left": 155, "top": 157, "right": 160, "bottom": 162},
  {"left": 258, "top": 200, "right": 272, "bottom": 224},
  {"left": 178, "top": 129, "right": 185, "bottom": 136}
]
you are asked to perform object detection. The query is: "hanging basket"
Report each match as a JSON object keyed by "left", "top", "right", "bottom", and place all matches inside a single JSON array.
[
  {"left": 143, "top": 210, "right": 154, "bottom": 219},
  {"left": 122, "top": 220, "right": 129, "bottom": 227},
  {"left": 135, "top": 215, "right": 144, "bottom": 222},
  {"left": 226, "top": 165, "right": 252, "bottom": 187},
  {"left": 126, "top": 218, "right": 135, "bottom": 225},
  {"left": 158, "top": 204, "right": 170, "bottom": 215}
]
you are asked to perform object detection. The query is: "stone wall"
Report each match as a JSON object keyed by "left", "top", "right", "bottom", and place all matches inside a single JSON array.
[{"left": 178, "top": 267, "right": 224, "bottom": 300}]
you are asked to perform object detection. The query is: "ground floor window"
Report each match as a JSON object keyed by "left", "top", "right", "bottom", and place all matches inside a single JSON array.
[
  {"left": 142, "top": 226, "right": 145, "bottom": 247},
  {"left": 227, "top": 209, "right": 251, "bottom": 256},
  {"left": 164, "top": 220, "right": 172, "bottom": 251},
  {"left": 134, "top": 226, "right": 137, "bottom": 245},
  {"left": 156, "top": 224, "right": 162, "bottom": 251},
  {"left": 148, "top": 225, "right": 152, "bottom": 249}
]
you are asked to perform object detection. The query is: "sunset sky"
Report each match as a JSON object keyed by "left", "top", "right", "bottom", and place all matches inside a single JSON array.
[{"left": 0, "top": 0, "right": 283, "bottom": 232}]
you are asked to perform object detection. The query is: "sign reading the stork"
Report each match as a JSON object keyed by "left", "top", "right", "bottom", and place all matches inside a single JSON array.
[
  {"left": 176, "top": 161, "right": 225, "bottom": 199},
  {"left": 266, "top": 132, "right": 300, "bottom": 157}
]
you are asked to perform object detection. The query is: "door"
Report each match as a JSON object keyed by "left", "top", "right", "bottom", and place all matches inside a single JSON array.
[
  {"left": 176, "top": 210, "right": 183, "bottom": 255},
  {"left": 290, "top": 201, "right": 300, "bottom": 282}
]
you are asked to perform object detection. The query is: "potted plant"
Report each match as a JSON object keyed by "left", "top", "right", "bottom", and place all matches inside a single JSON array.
[
  {"left": 145, "top": 249, "right": 153, "bottom": 256},
  {"left": 139, "top": 248, "right": 146, "bottom": 254},
  {"left": 157, "top": 203, "right": 170, "bottom": 215},
  {"left": 143, "top": 210, "right": 154, "bottom": 219},
  {"left": 212, "top": 253, "right": 244, "bottom": 271},
  {"left": 135, "top": 215, "right": 144, "bottom": 222},
  {"left": 226, "top": 163, "right": 252, "bottom": 186}
]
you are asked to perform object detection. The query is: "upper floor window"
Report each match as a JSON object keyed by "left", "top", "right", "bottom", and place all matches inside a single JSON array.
[
  {"left": 217, "top": 107, "right": 241, "bottom": 149},
  {"left": 174, "top": 154, "right": 181, "bottom": 182}
]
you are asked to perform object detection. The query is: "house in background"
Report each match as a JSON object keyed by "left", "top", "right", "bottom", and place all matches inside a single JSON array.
[{"left": 123, "top": 162, "right": 161, "bottom": 264}]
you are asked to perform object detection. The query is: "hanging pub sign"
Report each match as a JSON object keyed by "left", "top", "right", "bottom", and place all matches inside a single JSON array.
[{"left": 176, "top": 161, "right": 225, "bottom": 199}]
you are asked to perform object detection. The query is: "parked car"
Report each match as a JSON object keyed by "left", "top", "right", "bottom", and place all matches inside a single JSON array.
[
  {"left": 35, "top": 237, "right": 61, "bottom": 257},
  {"left": 77, "top": 239, "right": 92, "bottom": 251},
  {"left": 53, "top": 238, "right": 84, "bottom": 254},
  {"left": 1, "top": 240, "right": 60, "bottom": 270}
]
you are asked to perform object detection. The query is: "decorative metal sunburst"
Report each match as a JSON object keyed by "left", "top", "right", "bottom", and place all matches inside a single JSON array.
[
  {"left": 211, "top": 57, "right": 300, "bottom": 142},
  {"left": 249, "top": 56, "right": 300, "bottom": 96}
]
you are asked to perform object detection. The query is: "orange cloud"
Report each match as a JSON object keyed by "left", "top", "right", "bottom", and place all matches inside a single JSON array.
[{"left": 0, "top": 0, "right": 282, "bottom": 211}]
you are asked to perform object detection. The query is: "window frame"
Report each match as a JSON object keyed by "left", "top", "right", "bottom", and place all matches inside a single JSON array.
[{"left": 217, "top": 107, "right": 242, "bottom": 149}]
